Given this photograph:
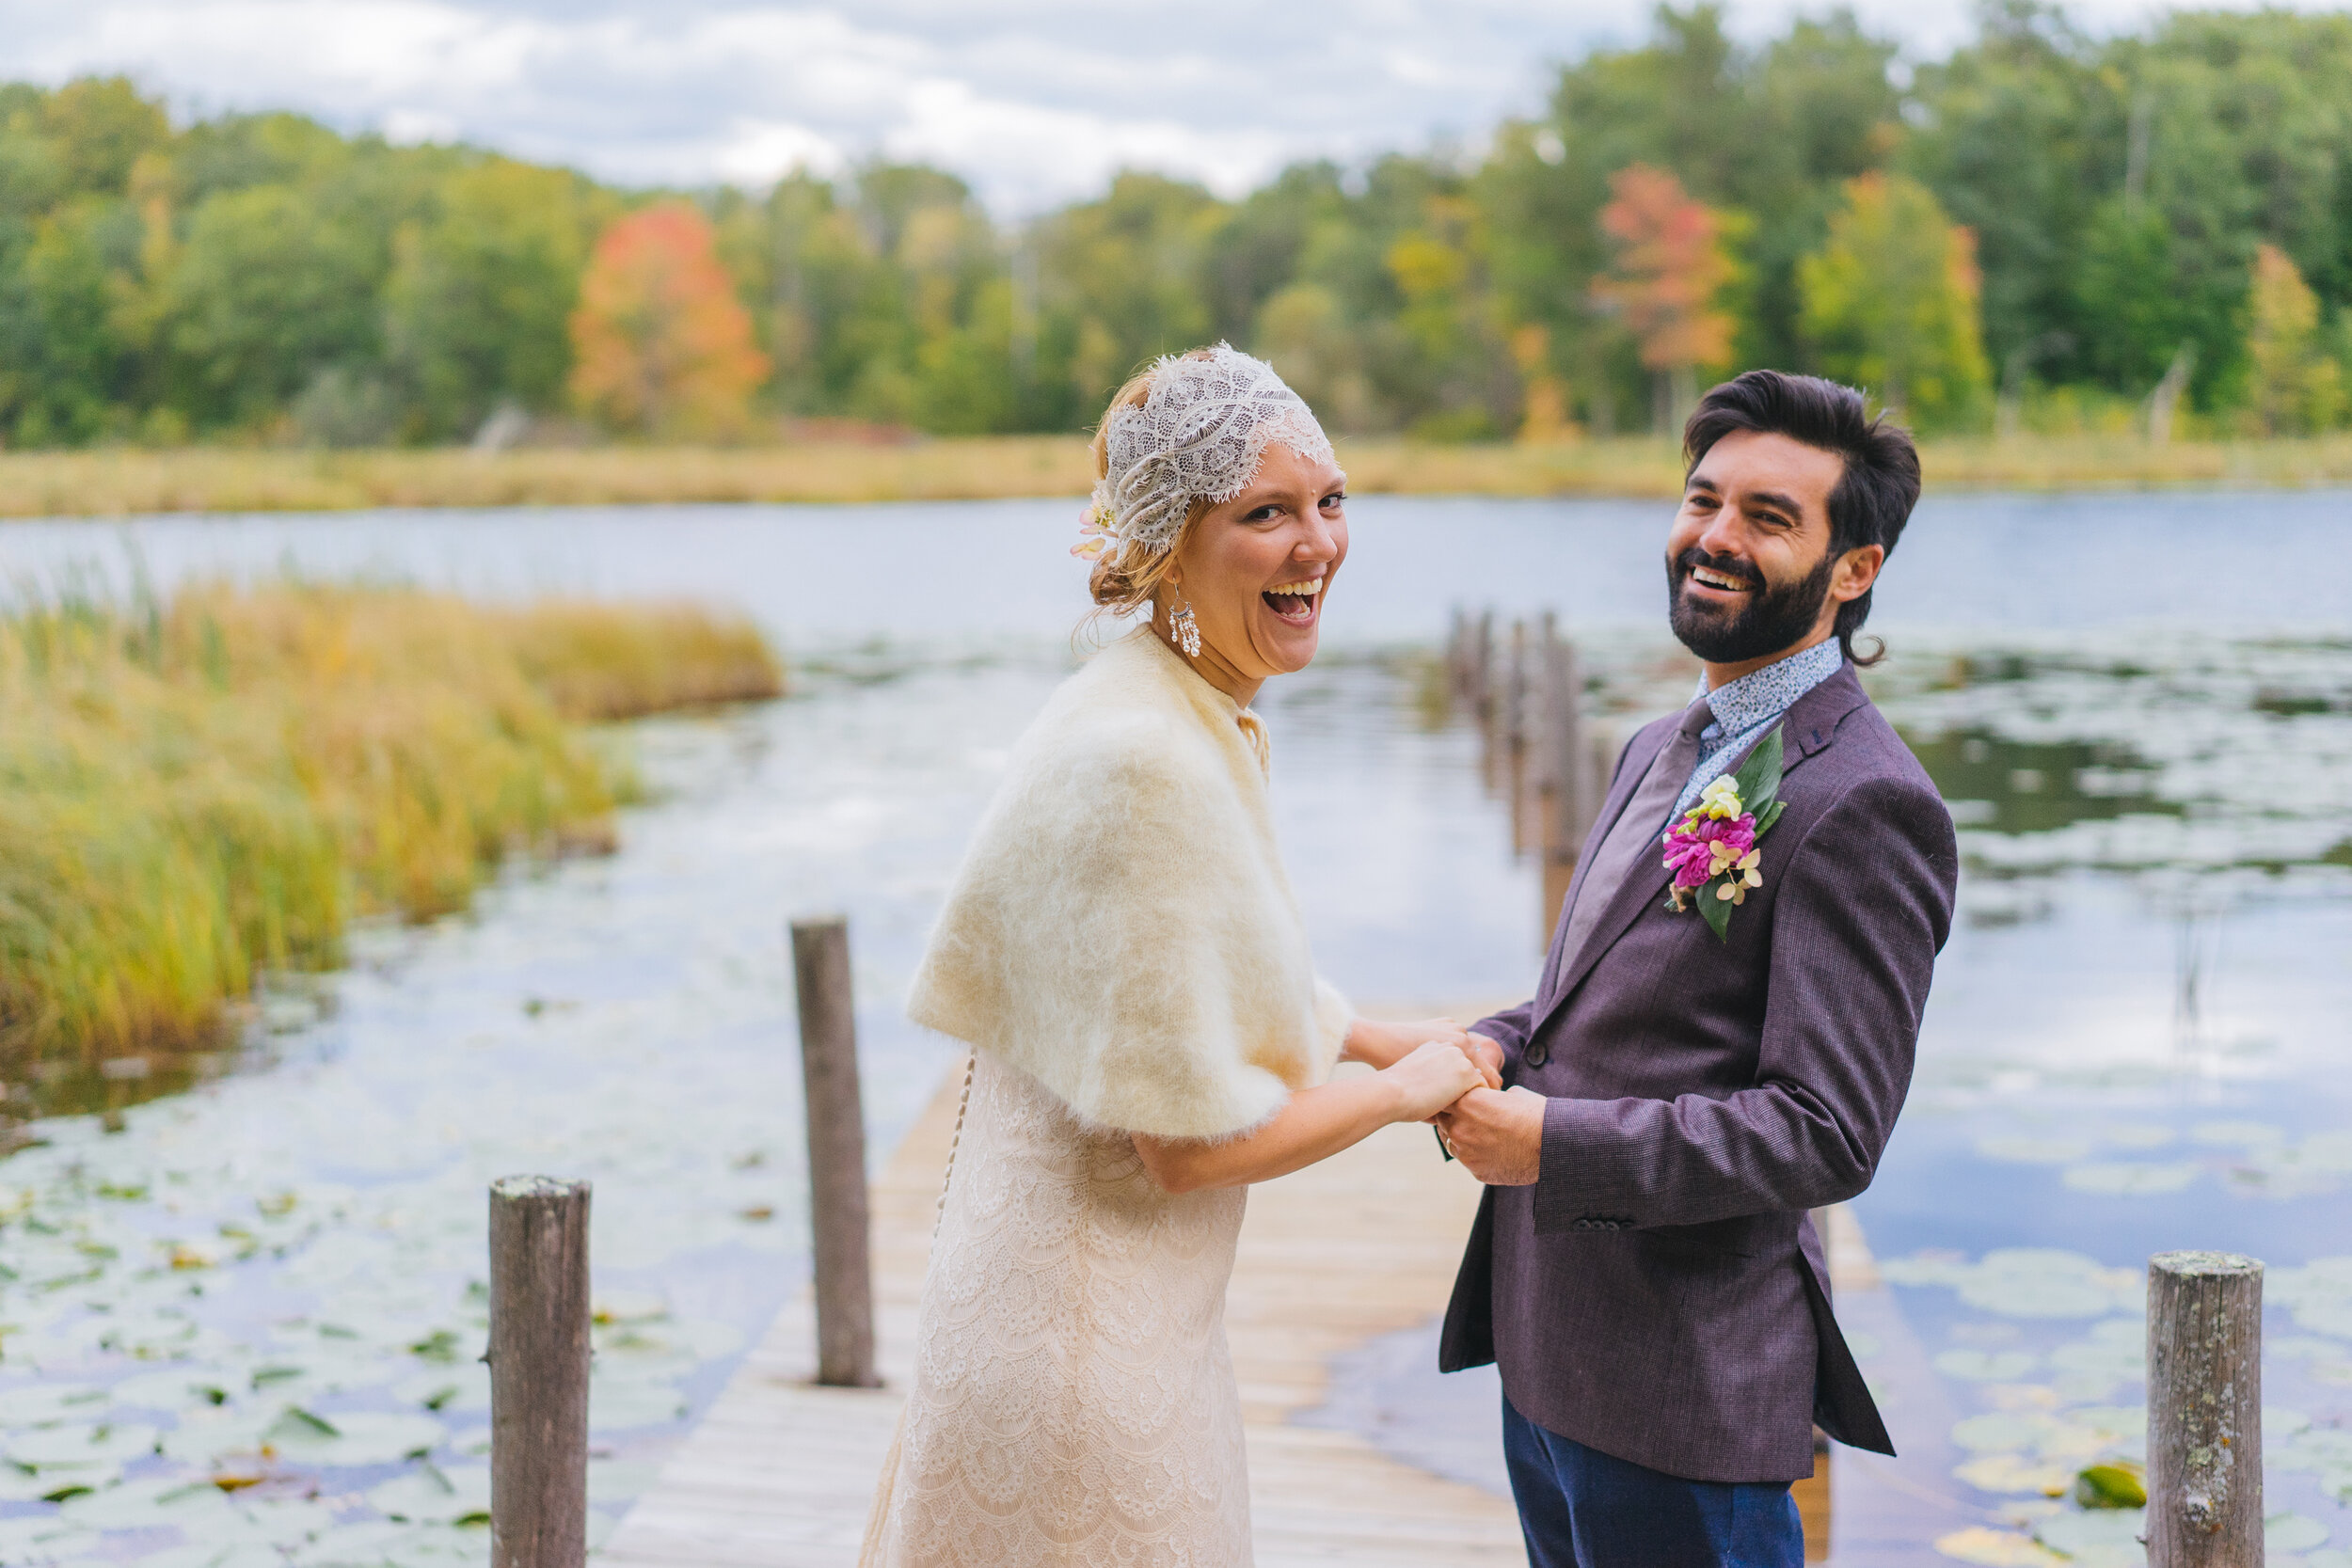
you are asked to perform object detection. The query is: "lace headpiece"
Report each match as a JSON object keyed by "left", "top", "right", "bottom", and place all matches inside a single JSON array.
[{"left": 1073, "top": 343, "right": 1336, "bottom": 566}]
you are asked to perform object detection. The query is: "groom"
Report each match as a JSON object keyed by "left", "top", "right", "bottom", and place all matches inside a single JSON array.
[{"left": 1436, "top": 371, "right": 1959, "bottom": 1568}]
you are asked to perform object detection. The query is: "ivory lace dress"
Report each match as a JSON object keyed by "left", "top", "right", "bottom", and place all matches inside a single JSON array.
[{"left": 860, "top": 629, "right": 1347, "bottom": 1568}]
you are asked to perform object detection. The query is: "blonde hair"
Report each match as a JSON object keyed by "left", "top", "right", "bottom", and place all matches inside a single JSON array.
[{"left": 1086, "top": 355, "right": 1217, "bottom": 612}]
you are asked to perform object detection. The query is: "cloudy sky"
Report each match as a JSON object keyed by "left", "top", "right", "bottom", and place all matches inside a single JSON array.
[{"left": 0, "top": 0, "right": 2315, "bottom": 211}]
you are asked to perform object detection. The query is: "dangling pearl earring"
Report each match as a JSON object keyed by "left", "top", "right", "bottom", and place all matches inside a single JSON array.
[{"left": 1168, "top": 597, "right": 1201, "bottom": 658}]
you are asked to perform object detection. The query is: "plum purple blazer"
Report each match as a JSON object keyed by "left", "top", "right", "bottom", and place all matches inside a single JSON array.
[{"left": 1439, "top": 662, "right": 1958, "bottom": 1484}]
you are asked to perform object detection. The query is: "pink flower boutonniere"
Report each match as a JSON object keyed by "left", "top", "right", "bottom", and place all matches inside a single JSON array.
[{"left": 1661, "top": 725, "right": 1788, "bottom": 942}]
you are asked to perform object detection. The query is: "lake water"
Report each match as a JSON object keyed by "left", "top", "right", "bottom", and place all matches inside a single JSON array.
[{"left": 1, "top": 490, "right": 2349, "bottom": 1568}]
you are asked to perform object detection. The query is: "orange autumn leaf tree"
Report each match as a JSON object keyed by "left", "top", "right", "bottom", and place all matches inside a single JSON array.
[
  {"left": 1592, "top": 165, "right": 1736, "bottom": 428},
  {"left": 568, "top": 203, "right": 769, "bottom": 437}
]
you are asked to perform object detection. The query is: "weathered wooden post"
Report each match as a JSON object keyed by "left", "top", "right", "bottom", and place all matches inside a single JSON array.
[
  {"left": 1535, "top": 618, "right": 1590, "bottom": 936},
  {"left": 488, "top": 1176, "right": 592, "bottom": 1568},
  {"left": 1469, "top": 610, "right": 1495, "bottom": 727},
  {"left": 1445, "top": 607, "right": 1469, "bottom": 705},
  {"left": 790, "top": 915, "right": 880, "bottom": 1388},
  {"left": 1504, "top": 620, "right": 1534, "bottom": 846},
  {"left": 2148, "top": 1250, "right": 2264, "bottom": 1567}
]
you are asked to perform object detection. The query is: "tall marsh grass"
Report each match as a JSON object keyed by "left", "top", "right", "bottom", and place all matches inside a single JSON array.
[{"left": 0, "top": 582, "right": 782, "bottom": 1069}]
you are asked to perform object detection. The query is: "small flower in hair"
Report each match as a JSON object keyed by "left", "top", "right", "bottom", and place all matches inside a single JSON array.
[{"left": 1072, "top": 500, "right": 1117, "bottom": 561}]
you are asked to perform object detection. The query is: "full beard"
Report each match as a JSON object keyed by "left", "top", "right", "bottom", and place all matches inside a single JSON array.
[{"left": 1666, "top": 546, "right": 1836, "bottom": 664}]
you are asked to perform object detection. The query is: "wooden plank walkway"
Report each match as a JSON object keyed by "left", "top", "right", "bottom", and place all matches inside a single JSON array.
[{"left": 601, "top": 1056, "right": 1528, "bottom": 1567}]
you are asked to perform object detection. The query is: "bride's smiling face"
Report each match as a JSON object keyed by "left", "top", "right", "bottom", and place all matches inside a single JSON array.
[{"left": 1159, "top": 443, "right": 1348, "bottom": 700}]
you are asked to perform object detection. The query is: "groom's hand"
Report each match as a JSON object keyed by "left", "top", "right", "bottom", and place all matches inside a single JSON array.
[
  {"left": 1436, "top": 1086, "right": 1546, "bottom": 1186},
  {"left": 1464, "top": 1033, "right": 1504, "bottom": 1088}
]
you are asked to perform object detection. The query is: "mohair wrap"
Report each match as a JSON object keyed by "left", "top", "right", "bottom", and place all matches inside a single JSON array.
[{"left": 908, "top": 629, "right": 1349, "bottom": 1140}]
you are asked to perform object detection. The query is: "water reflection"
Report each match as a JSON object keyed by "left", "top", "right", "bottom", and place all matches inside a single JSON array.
[{"left": 1904, "top": 730, "right": 2176, "bottom": 837}]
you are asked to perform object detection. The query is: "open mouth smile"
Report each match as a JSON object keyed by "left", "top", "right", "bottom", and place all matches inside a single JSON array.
[
  {"left": 1686, "top": 564, "right": 1756, "bottom": 594},
  {"left": 1262, "top": 577, "right": 1324, "bottom": 626}
]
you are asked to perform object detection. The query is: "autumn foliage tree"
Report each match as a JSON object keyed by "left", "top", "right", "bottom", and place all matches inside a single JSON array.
[
  {"left": 568, "top": 203, "right": 769, "bottom": 437},
  {"left": 1798, "top": 173, "right": 1991, "bottom": 431},
  {"left": 2244, "top": 244, "right": 2344, "bottom": 436},
  {"left": 1591, "top": 165, "right": 1736, "bottom": 434}
]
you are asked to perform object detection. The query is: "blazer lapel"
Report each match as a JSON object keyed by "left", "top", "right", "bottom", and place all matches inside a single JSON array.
[
  {"left": 1531, "top": 663, "right": 1872, "bottom": 1034},
  {"left": 1530, "top": 721, "right": 1672, "bottom": 1005}
]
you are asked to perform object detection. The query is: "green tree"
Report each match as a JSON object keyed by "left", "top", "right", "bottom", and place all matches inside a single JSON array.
[
  {"left": 385, "top": 159, "right": 598, "bottom": 439},
  {"left": 37, "top": 76, "right": 167, "bottom": 196},
  {"left": 1901, "top": 3, "right": 2102, "bottom": 379},
  {"left": 0, "top": 206, "right": 118, "bottom": 443},
  {"left": 1798, "top": 172, "right": 1991, "bottom": 428},
  {"left": 1037, "top": 172, "right": 1224, "bottom": 412},
  {"left": 165, "top": 182, "right": 385, "bottom": 429}
]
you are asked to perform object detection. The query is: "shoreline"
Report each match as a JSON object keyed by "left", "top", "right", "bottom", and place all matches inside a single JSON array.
[{"left": 4, "top": 435, "right": 2352, "bottom": 517}]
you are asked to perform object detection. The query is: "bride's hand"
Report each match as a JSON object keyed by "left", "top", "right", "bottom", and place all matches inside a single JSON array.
[
  {"left": 1378, "top": 1039, "right": 1490, "bottom": 1123},
  {"left": 1347, "top": 1018, "right": 1504, "bottom": 1089}
]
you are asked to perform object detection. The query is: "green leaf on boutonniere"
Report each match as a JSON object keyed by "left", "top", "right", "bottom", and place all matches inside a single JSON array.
[
  {"left": 1699, "top": 878, "right": 1734, "bottom": 942},
  {"left": 1728, "top": 724, "right": 1785, "bottom": 816}
]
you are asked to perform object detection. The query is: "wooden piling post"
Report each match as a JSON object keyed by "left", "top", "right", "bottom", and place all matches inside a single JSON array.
[
  {"left": 2148, "top": 1250, "right": 2264, "bottom": 1567},
  {"left": 1470, "top": 610, "right": 1494, "bottom": 725},
  {"left": 488, "top": 1175, "right": 592, "bottom": 1568},
  {"left": 790, "top": 915, "right": 880, "bottom": 1388},
  {"left": 1504, "top": 620, "right": 1533, "bottom": 845},
  {"left": 1535, "top": 621, "right": 1590, "bottom": 936}
]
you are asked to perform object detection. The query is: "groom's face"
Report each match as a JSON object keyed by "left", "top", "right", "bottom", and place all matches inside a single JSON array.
[{"left": 1665, "top": 429, "right": 1848, "bottom": 666}]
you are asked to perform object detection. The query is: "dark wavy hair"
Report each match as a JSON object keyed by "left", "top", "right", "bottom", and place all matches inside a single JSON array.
[{"left": 1681, "top": 371, "right": 1921, "bottom": 667}]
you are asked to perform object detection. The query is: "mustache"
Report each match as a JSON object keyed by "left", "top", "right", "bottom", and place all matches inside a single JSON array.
[{"left": 1672, "top": 546, "right": 1764, "bottom": 591}]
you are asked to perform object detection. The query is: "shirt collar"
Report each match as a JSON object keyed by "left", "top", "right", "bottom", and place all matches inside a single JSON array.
[{"left": 1692, "top": 638, "right": 1846, "bottom": 739}]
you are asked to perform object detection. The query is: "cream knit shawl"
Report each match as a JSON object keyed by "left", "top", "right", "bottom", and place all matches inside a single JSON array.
[{"left": 908, "top": 628, "right": 1349, "bottom": 1141}]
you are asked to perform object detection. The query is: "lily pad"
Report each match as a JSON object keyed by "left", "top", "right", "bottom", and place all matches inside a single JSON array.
[
  {"left": 1953, "top": 1412, "right": 2051, "bottom": 1452},
  {"left": 1958, "top": 1452, "right": 2077, "bottom": 1495},
  {"left": 2191, "top": 1120, "right": 2287, "bottom": 1147},
  {"left": 396, "top": 1363, "right": 490, "bottom": 1413},
  {"left": 589, "top": 1372, "right": 691, "bottom": 1432},
  {"left": 1933, "top": 1525, "right": 2065, "bottom": 1565},
  {"left": 2270, "top": 1512, "right": 2331, "bottom": 1553},
  {"left": 111, "top": 1368, "right": 236, "bottom": 1411},
  {"left": 5, "top": 1420, "right": 159, "bottom": 1465},
  {"left": 2034, "top": 1508, "right": 2144, "bottom": 1566},
  {"left": 368, "top": 1463, "right": 492, "bottom": 1524},
  {"left": 137, "top": 1545, "right": 289, "bottom": 1568},
  {"left": 0, "top": 1384, "right": 111, "bottom": 1426},
  {"left": 1917, "top": 1249, "right": 2143, "bottom": 1319},
  {"left": 2074, "top": 1461, "right": 2146, "bottom": 1508},
  {"left": 58, "top": 1473, "right": 240, "bottom": 1530},
  {"left": 1937, "top": 1349, "right": 2042, "bottom": 1382},
  {"left": 261, "top": 1408, "right": 449, "bottom": 1466},
  {"left": 0, "top": 1516, "right": 102, "bottom": 1563},
  {"left": 2062, "top": 1161, "right": 2201, "bottom": 1196},
  {"left": 1979, "top": 1135, "right": 2094, "bottom": 1164}
]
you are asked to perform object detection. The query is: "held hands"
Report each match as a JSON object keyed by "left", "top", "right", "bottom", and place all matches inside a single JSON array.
[
  {"left": 1435, "top": 1087, "right": 1547, "bottom": 1186},
  {"left": 1346, "top": 1018, "right": 1504, "bottom": 1090},
  {"left": 1377, "top": 1040, "right": 1491, "bottom": 1123}
]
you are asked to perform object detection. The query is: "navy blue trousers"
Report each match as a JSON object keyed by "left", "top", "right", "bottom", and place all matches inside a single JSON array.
[{"left": 1502, "top": 1394, "right": 1804, "bottom": 1568}]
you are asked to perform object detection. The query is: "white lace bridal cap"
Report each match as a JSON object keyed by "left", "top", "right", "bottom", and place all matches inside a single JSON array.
[{"left": 1073, "top": 343, "right": 1337, "bottom": 564}]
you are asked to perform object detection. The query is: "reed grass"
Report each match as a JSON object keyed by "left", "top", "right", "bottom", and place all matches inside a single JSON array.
[
  {"left": 4, "top": 433, "right": 2351, "bottom": 516},
  {"left": 0, "top": 582, "right": 782, "bottom": 1068}
]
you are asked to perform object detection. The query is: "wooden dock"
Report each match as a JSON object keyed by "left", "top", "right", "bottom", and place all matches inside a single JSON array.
[{"left": 601, "top": 1056, "right": 1528, "bottom": 1567}]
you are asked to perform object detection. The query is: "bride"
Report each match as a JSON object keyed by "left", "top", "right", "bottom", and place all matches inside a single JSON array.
[{"left": 861, "top": 344, "right": 1496, "bottom": 1567}]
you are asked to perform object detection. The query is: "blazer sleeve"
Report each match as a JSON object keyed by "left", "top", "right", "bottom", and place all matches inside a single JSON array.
[
  {"left": 1529, "top": 772, "right": 1958, "bottom": 1233},
  {"left": 1471, "top": 998, "right": 1539, "bottom": 1069}
]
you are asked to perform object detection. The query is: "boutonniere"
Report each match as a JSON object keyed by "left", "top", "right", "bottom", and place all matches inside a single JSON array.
[{"left": 1661, "top": 725, "right": 1788, "bottom": 942}]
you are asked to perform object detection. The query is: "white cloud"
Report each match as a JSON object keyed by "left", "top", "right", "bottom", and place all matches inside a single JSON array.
[{"left": 5, "top": 0, "right": 2342, "bottom": 212}]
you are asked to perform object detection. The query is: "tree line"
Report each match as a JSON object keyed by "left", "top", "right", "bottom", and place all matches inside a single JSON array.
[{"left": 3, "top": 2, "right": 2349, "bottom": 449}]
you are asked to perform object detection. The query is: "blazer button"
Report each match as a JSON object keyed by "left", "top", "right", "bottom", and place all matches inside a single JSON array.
[{"left": 1525, "top": 1041, "right": 1549, "bottom": 1068}]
